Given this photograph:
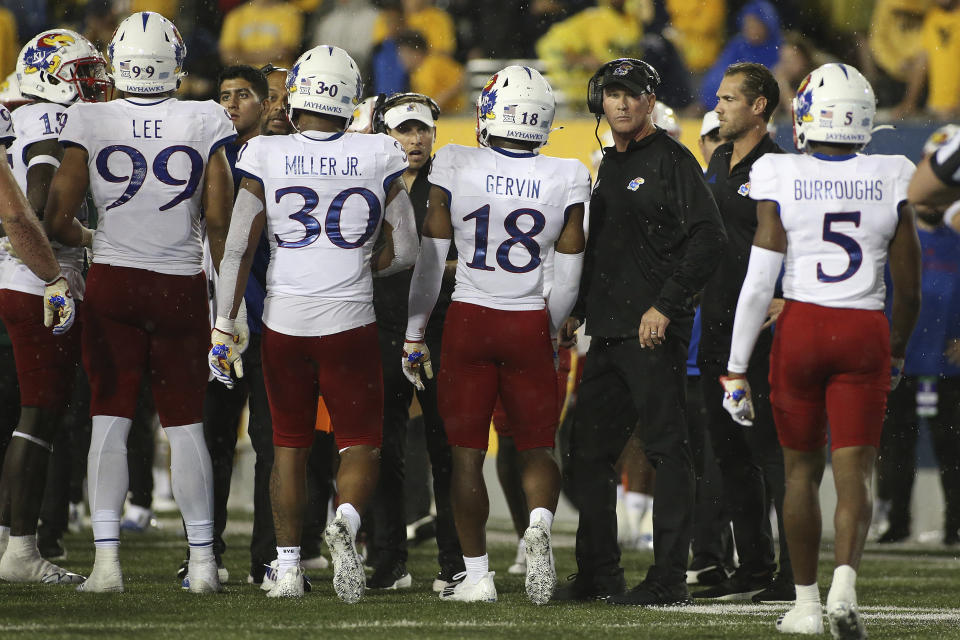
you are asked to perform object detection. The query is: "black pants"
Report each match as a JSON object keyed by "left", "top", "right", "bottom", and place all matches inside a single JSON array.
[
  {"left": 127, "top": 378, "right": 156, "bottom": 510},
  {"left": 699, "top": 346, "right": 789, "bottom": 579},
  {"left": 687, "top": 375, "right": 732, "bottom": 569},
  {"left": 567, "top": 337, "right": 694, "bottom": 585},
  {"left": 369, "top": 324, "right": 461, "bottom": 570},
  {"left": 879, "top": 376, "right": 960, "bottom": 535},
  {"left": 0, "top": 342, "right": 19, "bottom": 469}
]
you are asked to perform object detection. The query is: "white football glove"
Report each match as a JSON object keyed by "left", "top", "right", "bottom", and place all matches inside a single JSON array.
[
  {"left": 43, "top": 275, "right": 76, "bottom": 335},
  {"left": 891, "top": 357, "right": 905, "bottom": 391},
  {"left": 209, "top": 316, "right": 244, "bottom": 389},
  {"left": 720, "top": 374, "right": 754, "bottom": 426},
  {"left": 402, "top": 339, "right": 433, "bottom": 391}
]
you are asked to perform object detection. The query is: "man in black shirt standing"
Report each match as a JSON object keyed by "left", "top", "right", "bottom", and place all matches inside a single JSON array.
[
  {"left": 556, "top": 59, "right": 726, "bottom": 606},
  {"left": 695, "top": 62, "right": 793, "bottom": 602},
  {"left": 367, "top": 93, "right": 464, "bottom": 591}
]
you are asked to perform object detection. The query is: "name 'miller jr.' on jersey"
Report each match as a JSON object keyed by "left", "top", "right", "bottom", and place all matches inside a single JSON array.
[
  {"left": 485, "top": 174, "right": 542, "bottom": 199},
  {"left": 793, "top": 178, "right": 883, "bottom": 201},
  {"left": 284, "top": 154, "right": 361, "bottom": 177}
]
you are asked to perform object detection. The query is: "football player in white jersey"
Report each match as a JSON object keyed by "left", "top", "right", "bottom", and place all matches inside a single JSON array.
[
  {"left": 721, "top": 64, "right": 921, "bottom": 638},
  {"left": 909, "top": 127, "right": 960, "bottom": 208},
  {"left": 403, "top": 65, "right": 590, "bottom": 604},
  {"left": 209, "top": 45, "right": 418, "bottom": 601},
  {"left": 44, "top": 12, "right": 237, "bottom": 594},
  {"left": 0, "top": 30, "right": 106, "bottom": 585}
]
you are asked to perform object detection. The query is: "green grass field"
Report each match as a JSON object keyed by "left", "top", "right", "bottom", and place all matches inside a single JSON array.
[{"left": 1, "top": 518, "right": 959, "bottom": 639}]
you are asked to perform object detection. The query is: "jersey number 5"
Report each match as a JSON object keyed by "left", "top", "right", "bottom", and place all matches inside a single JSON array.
[
  {"left": 817, "top": 211, "right": 862, "bottom": 283},
  {"left": 464, "top": 205, "right": 545, "bottom": 274}
]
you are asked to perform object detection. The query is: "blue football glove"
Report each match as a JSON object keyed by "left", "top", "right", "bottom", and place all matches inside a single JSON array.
[
  {"left": 720, "top": 374, "right": 754, "bottom": 426},
  {"left": 43, "top": 275, "right": 76, "bottom": 335}
]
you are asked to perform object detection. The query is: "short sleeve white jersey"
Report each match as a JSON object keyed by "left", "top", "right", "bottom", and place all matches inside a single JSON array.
[
  {"left": 429, "top": 145, "right": 591, "bottom": 311},
  {"left": 0, "top": 101, "right": 85, "bottom": 298},
  {"left": 59, "top": 97, "right": 236, "bottom": 276},
  {"left": 236, "top": 130, "right": 407, "bottom": 336},
  {"left": 749, "top": 152, "right": 915, "bottom": 311}
]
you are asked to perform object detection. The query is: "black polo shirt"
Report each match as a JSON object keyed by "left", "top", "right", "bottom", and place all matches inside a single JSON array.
[
  {"left": 373, "top": 157, "right": 456, "bottom": 335},
  {"left": 574, "top": 128, "right": 727, "bottom": 340},
  {"left": 698, "top": 134, "right": 783, "bottom": 364}
]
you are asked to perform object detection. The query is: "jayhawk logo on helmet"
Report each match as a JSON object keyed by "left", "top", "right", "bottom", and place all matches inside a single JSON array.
[
  {"left": 286, "top": 62, "right": 301, "bottom": 94},
  {"left": 795, "top": 74, "right": 814, "bottom": 123},
  {"left": 478, "top": 73, "right": 498, "bottom": 120},
  {"left": 22, "top": 32, "right": 76, "bottom": 75}
]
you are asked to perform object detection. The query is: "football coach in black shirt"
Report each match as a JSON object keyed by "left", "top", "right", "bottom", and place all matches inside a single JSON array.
[
  {"left": 695, "top": 62, "right": 793, "bottom": 603},
  {"left": 555, "top": 59, "right": 726, "bottom": 606}
]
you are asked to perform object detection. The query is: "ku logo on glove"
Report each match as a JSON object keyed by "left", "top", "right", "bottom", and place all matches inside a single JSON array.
[
  {"left": 720, "top": 374, "right": 754, "bottom": 426},
  {"left": 401, "top": 340, "right": 433, "bottom": 391},
  {"left": 43, "top": 276, "right": 75, "bottom": 335},
  {"left": 209, "top": 317, "right": 244, "bottom": 389}
]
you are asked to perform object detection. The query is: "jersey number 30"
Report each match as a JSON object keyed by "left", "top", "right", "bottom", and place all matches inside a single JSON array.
[
  {"left": 817, "top": 211, "right": 862, "bottom": 283},
  {"left": 464, "top": 205, "right": 545, "bottom": 274},
  {"left": 275, "top": 186, "right": 381, "bottom": 249}
]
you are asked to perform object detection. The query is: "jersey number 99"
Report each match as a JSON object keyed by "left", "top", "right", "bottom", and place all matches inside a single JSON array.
[{"left": 95, "top": 144, "right": 204, "bottom": 211}]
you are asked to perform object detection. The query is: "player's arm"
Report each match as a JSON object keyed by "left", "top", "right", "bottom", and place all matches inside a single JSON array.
[
  {"left": 546, "top": 203, "right": 585, "bottom": 337},
  {"left": 209, "top": 177, "right": 265, "bottom": 388},
  {"left": 401, "top": 185, "right": 454, "bottom": 389},
  {"left": 372, "top": 179, "right": 419, "bottom": 277},
  {"left": 203, "top": 146, "right": 235, "bottom": 271},
  {"left": 888, "top": 202, "right": 922, "bottom": 375},
  {"left": 722, "top": 200, "right": 786, "bottom": 425},
  {"left": 909, "top": 155, "right": 960, "bottom": 211},
  {"left": 23, "top": 138, "right": 64, "bottom": 223},
  {"left": 45, "top": 146, "right": 93, "bottom": 248}
]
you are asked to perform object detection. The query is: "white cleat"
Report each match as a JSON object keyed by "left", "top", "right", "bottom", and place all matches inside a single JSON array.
[
  {"left": 266, "top": 566, "right": 306, "bottom": 598},
  {"left": 507, "top": 539, "right": 526, "bottom": 575},
  {"left": 324, "top": 516, "right": 365, "bottom": 604},
  {"left": 439, "top": 571, "right": 497, "bottom": 603},
  {"left": 0, "top": 552, "right": 85, "bottom": 584},
  {"left": 260, "top": 560, "right": 281, "bottom": 592},
  {"left": 76, "top": 560, "right": 124, "bottom": 593},
  {"left": 777, "top": 603, "right": 825, "bottom": 634},
  {"left": 828, "top": 602, "right": 867, "bottom": 639},
  {"left": 187, "top": 558, "right": 223, "bottom": 594},
  {"left": 523, "top": 520, "right": 555, "bottom": 605}
]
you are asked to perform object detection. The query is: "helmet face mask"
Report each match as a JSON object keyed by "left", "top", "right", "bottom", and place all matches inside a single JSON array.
[
  {"left": 17, "top": 30, "right": 109, "bottom": 104},
  {"left": 475, "top": 65, "right": 556, "bottom": 151},
  {"left": 285, "top": 46, "right": 363, "bottom": 130},
  {"left": 108, "top": 12, "right": 186, "bottom": 95},
  {"left": 792, "top": 63, "right": 876, "bottom": 152}
]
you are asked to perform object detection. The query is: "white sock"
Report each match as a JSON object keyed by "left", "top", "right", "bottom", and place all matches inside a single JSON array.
[
  {"left": 6, "top": 534, "right": 39, "bottom": 558},
  {"left": 828, "top": 565, "right": 858, "bottom": 607},
  {"left": 277, "top": 545, "right": 300, "bottom": 578},
  {"left": 88, "top": 416, "right": 133, "bottom": 549},
  {"left": 529, "top": 507, "right": 554, "bottom": 531},
  {"left": 795, "top": 582, "right": 821, "bottom": 606},
  {"left": 625, "top": 491, "right": 653, "bottom": 520},
  {"left": 166, "top": 423, "right": 214, "bottom": 555},
  {"left": 336, "top": 503, "right": 361, "bottom": 537},
  {"left": 463, "top": 554, "right": 489, "bottom": 584}
]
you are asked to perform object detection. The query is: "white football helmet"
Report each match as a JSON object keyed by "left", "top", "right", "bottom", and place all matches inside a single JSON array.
[
  {"left": 792, "top": 63, "right": 876, "bottom": 151},
  {"left": 652, "top": 102, "right": 680, "bottom": 139},
  {"left": 108, "top": 12, "right": 186, "bottom": 94},
  {"left": 16, "top": 29, "right": 108, "bottom": 104},
  {"left": 286, "top": 46, "right": 362, "bottom": 127},
  {"left": 476, "top": 65, "right": 555, "bottom": 150}
]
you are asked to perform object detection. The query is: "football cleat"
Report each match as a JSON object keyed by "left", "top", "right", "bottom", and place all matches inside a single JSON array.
[
  {"left": 266, "top": 566, "right": 307, "bottom": 598},
  {"left": 777, "top": 603, "right": 825, "bottom": 635},
  {"left": 324, "top": 516, "right": 365, "bottom": 604},
  {"left": 827, "top": 602, "right": 867, "bottom": 640},
  {"left": 186, "top": 557, "right": 222, "bottom": 594},
  {"left": 439, "top": 571, "right": 497, "bottom": 603},
  {"left": 507, "top": 539, "right": 526, "bottom": 575},
  {"left": 76, "top": 559, "right": 123, "bottom": 593},
  {"left": 432, "top": 564, "right": 465, "bottom": 593},
  {"left": 523, "top": 518, "right": 555, "bottom": 605},
  {"left": 0, "top": 552, "right": 85, "bottom": 584},
  {"left": 259, "top": 560, "right": 311, "bottom": 593}
]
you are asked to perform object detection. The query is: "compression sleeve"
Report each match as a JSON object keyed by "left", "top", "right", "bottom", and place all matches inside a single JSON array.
[
  {"left": 727, "top": 246, "right": 784, "bottom": 374},
  {"left": 374, "top": 188, "right": 419, "bottom": 278},
  {"left": 405, "top": 236, "right": 451, "bottom": 341},
  {"left": 547, "top": 250, "right": 584, "bottom": 336},
  {"left": 215, "top": 188, "right": 264, "bottom": 328}
]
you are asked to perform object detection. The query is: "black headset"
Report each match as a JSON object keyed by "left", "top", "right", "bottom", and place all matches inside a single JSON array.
[
  {"left": 586, "top": 58, "right": 661, "bottom": 115},
  {"left": 372, "top": 92, "right": 441, "bottom": 134}
]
